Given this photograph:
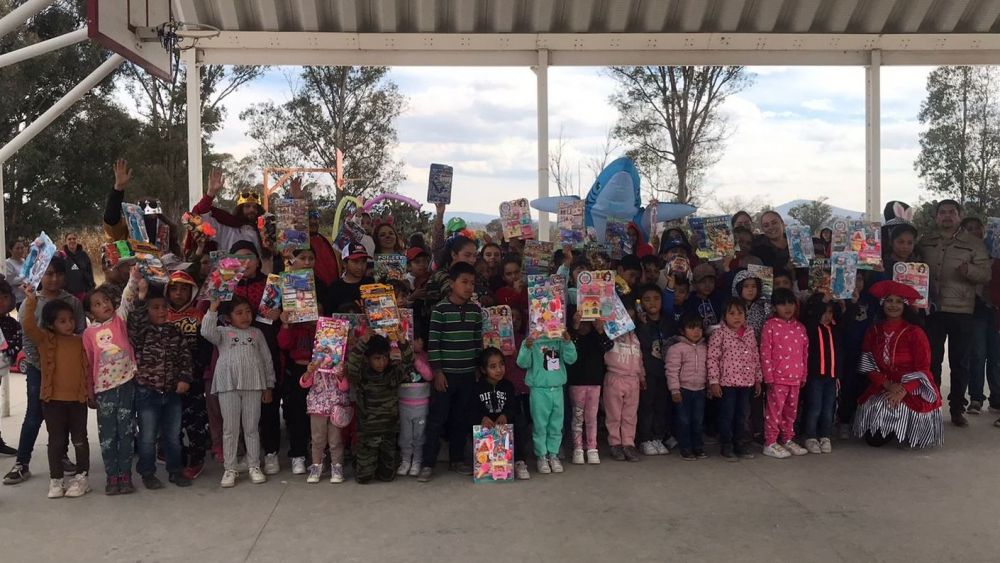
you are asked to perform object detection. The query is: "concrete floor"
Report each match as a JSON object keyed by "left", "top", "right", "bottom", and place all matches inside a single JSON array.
[{"left": 1, "top": 371, "right": 998, "bottom": 563}]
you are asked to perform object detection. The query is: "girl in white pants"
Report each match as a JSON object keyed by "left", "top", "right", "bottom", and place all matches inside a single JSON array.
[{"left": 202, "top": 297, "right": 275, "bottom": 488}]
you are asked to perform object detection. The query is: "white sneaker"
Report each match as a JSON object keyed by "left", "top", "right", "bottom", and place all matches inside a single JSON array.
[
  {"left": 408, "top": 462, "right": 422, "bottom": 477},
  {"left": 397, "top": 459, "right": 412, "bottom": 476},
  {"left": 571, "top": 449, "right": 585, "bottom": 465},
  {"left": 515, "top": 460, "right": 531, "bottom": 480},
  {"left": 291, "top": 456, "right": 307, "bottom": 475},
  {"left": 586, "top": 449, "right": 601, "bottom": 464},
  {"left": 263, "top": 453, "right": 280, "bottom": 475},
  {"left": 330, "top": 464, "right": 344, "bottom": 484},
  {"left": 249, "top": 467, "right": 266, "bottom": 484},
  {"left": 306, "top": 464, "right": 322, "bottom": 483},
  {"left": 220, "top": 470, "right": 237, "bottom": 488},
  {"left": 820, "top": 437, "right": 833, "bottom": 454},
  {"left": 64, "top": 472, "right": 90, "bottom": 498},
  {"left": 762, "top": 443, "right": 791, "bottom": 459},
  {"left": 784, "top": 440, "right": 809, "bottom": 456},
  {"left": 548, "top": 454, "right": 564, "bottom": 473},
  {"left": 804, "top": 438, "right": 822, "bottom": 454},
  {"left": 536, "top": 457, "right": 551, "bottom": 474},
  {"left": 655, "top": 441, "right": 670, "bottom": 455},
  {"left": 640, "top": 441, "right": 660, "bottom": 456},
  {"left": 47, "top": 478, "right": 65, "bottom": 498},
  {"left": 234, "top": 457, "right": 249, "bottom": 472}
]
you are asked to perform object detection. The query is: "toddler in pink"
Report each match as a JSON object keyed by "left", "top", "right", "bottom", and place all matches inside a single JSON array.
[
  {"left": 603, "top": 329, "right": 644, "bottom": 462},
  {"left": 759, "top": 288, "right": 810, "bottom": 459}
]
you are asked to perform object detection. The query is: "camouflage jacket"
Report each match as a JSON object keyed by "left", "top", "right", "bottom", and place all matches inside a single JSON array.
[
  {"left": 128, "top": 300, "right": 193, "bottom": 392},
  {"left": 347, "top": 340, "right": 413, "bottom": 434}
]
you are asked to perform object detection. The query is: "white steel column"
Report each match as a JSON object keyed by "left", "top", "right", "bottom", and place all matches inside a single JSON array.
[
  {"left": 0, "top": 27, "right": 87, "bottom": 69},
  {"left": 534, "top": 49, "right": 550, "bottom": 242},
  {"left": 0, "top": 167, "right": 6, "bottom": 418},
  {"left": 185, "top": 49, "right": 203, "bottom": 209},
  {"left": 865, "top": 50, "right": 881, "bottom": 222},
  {"left": 0, "top": 54, "right": 125, "bottom": 163},
  {"left": 0, "top": 0, "right": 56, "bottom": 39}
]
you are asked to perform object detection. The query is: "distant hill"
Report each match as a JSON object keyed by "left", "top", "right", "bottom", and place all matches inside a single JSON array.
[
  {"left": 774, "top": 199, "right": 864, "bottom": 222},
  {"left": 443, "top": 211, "right": 498, "bottom": 228}
]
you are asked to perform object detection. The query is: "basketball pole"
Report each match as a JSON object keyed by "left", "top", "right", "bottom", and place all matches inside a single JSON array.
[{"left": 0, "top": 0, "right": 57, "bottom": 39}]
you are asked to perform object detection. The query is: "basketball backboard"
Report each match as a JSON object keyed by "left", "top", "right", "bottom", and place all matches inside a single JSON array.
[{"left": 87, "top": 0, "right": 173, "bottom": 80}]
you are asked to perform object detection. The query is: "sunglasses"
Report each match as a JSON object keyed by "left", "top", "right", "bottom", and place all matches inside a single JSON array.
[{"left": 239, "top": 191, "right": 260, "bottom": 200}]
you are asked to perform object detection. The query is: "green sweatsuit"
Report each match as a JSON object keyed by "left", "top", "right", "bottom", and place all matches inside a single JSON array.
[{"left": 517, "top": 337, "right": 578, "bottom": 457}]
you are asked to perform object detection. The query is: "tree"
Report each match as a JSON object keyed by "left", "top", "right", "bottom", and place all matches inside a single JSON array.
[
  {"left": 549, "top": 127, "right": 580, "bottom": 197},
  {"left": 241, "top": 67, "right": 406, "bottom": 204},
  {"left": 608, "top": 66, "right": 752, "bottom": 204},
  {"left": 915, "top": 66, "right": 1000, "bottom": 215},
  {"left": 713, "top": 194, "right": 772, "bottom": 218},
  {"left": 788, "top": 198, "right": 833, "bottom": 234}
]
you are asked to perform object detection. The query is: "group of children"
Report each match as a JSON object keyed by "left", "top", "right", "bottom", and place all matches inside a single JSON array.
[{"left": 0, "top": 166, "right": 947, "bottom": 499}]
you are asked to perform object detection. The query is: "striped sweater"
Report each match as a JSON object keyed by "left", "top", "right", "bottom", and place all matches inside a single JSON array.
[
  {"left": 200, "top": 310, "right": 275, "bottom": 393},
  {"left": 428, "top": 298, "right": 483, "bottom": 377}
]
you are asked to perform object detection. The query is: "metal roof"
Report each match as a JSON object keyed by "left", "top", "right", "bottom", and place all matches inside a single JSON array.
[{"left": 170, "top": 0, "right": 1000, "bottom": 66}]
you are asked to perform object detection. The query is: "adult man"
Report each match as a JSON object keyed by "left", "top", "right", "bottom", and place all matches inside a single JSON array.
[
  {"left": 189, "top": 168, "right": 264, "bottom": 255},
  {"left": 917, "top": 200, "right": 991, "bottom": 427}
]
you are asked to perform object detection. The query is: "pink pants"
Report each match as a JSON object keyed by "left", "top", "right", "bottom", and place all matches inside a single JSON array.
[
  {"left": 570, "top": 385, "right": 601, "bottom": 450},
  {"left": 603, "top": 375, "right": 640, "bottom": 447},
  {"left": 765, "top": 383, "right": 800, "bottom": 446}
]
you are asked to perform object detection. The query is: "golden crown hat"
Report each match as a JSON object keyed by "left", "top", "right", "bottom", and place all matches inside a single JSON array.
[{"left": 236, "top": 191, "right": 261, "bottom": 206}]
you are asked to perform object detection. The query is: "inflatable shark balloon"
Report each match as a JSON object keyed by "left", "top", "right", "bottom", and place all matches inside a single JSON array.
[{"left": 530, "top": 157, "right": 696, "bottom": 241}]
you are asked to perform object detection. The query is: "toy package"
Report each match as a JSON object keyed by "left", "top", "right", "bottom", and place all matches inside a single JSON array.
[
  {"left": 374, "top": 254, "right": 408, "bottom": 283},
  {"left": 558, "top": 200, "right": 585, "bottom": 246},
  {"left": 427, "top": 163, "right": 453, "bottom": 205},
  {"left": 809, "top": 258, "right": 831, "bottom": 295},
  {"left": 311, "top": 317, "right": 350, "bottom": 374},
  {"left": 747, "top": 264, "right": 773, "bottom": 300},
  {"left": 257, "top": 213, "right": 277, "bottom": 251},
  {"left": 21, "top": 232, "right": 57, "bottom": 289},
  {"left": 831, "top": 219, "right": 849, "bottom": 253},
  {"left": 133, "top": 244, "right": 169, "bottom": 286},
  {"left": 181, "top": 212, "right": 217, "bottom": 241},
  {"left": 472, "top": 424, "right": 514, "bottom": 483},
  {"left": 330, "top": 313, "right": 369, "bottom": 341},
  {"left": 500, "top": 198, "right": 534, "bottom": 240},
  {"left": 274, "top": 198, "right": 310, "bottom": 252},
  {"left": 892, "top": 261, "right": 930, "bottom": 310},
  {"left": 786, "top": 224, "right": 815, "bottom": 267},
  {"left": 154, "top": 220, "right": 171, "bottom": 253},
  {"left": 831, "top": 251, "right": 859, "bottom": 300},
  {"left": 522, "top": 240, "right": 554, "bottom": 276},
  {"left": 256, "top": 274, "right": 283, "bottom": 324},
  {"left": 121, "top": 203, "right": 149, "bottom": 243},
  {"left": 360, "top": 283, "right": 402, "bottom": 341},
  {"left": 103, "top": 240, "right": 136, "bottom": 268},
  {"left": 848, "top": 221, "right": 882, "bottom": 270},
  {"left": 689, "top": 215, "right": 735, "bottom": 262},
  {"left": 202, "top": 252, "right": 246, "bottom": 302},
  {"left": 281, "top": 269, "right": 319, "bottom": 323},
  {"left": 576, "top": 270, "right": 615, "bottom": 321},
  {"left": 987, "top": 217, "right": 1000, "bottom": 259},
  {"left": 602, "top": 292, "right": 636, "bottom": 340},
  {"left": 604, "top": 219, "right": 631, "bottom": 260},
  {"left": 482, "top": 305, "right": 516, "bottom": 356},
  {"left": 665, "top": 255, "right": 691, "bottom": 281},
  {"left": 527, "top": 276, "right": 566, "bottom": 339}
]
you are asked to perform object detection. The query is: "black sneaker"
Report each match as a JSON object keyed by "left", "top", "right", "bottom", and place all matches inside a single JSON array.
[
  {"left": 968, "top": 401, "right": 983, "bottom": 415},
  {"left": 169, "top": 473, "right": 192, "bottom": 487},
  {"left": 456, "top": 462, "right": 474, "bottom": 476},
  {"left": 142, "top": 474, "right": 164, "bottom": 490},
  {"left": 623, "top": 446, "right": 641, "bottom": 462},
  {"left": 610, "top": 446, "right": 626, "bottom": 461},
  {"left": 118, "top": 474, "right": 136, "bottom": 495},
  {"left": 61, "top": 457, "right": 76, "bottom": 475},
  {"left": 720, "top": 444, "right": 737, "bottom": 462},
  {"left": 952, "top": 414, "right": 970, "bottom": 428},
  {"left": 416, "top": 467, "right": 434, "bottom": 482},
  {"left": 105, "top": 476, "right": 120, "bottom": 496},
  {"left": 0, "top": 441, "right": 16, "bottom": 456},
  {"left": 734, "top": 445, "right": 756, "bottom": 460},
  {"left": 2, "top": 463, "right": 29, "bottom": 484},
  {"left": 680, "top": 449, "right": 697, "bottom": 461},
  {"left": 694, "top": 449, "right": 709, "bottom": 459}
]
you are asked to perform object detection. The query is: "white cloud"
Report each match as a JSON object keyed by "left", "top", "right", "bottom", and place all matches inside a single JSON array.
[{"left": 801, "top": 98, "right": 835, "bottom": 112}]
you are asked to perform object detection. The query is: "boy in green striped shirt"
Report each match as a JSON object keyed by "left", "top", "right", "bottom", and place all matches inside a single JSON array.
[{"left": 417, "top": 262, "right": 483, "bottom": 482}]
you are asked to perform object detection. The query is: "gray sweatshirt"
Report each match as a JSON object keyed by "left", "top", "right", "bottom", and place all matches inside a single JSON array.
[{"left": 200, "top": 310, "right": 275, "bottom": 393}]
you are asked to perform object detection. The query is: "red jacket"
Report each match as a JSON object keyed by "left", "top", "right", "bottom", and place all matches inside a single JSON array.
[
  {"left": 858, "top": 320, "right": 941, "bottom": 413},
  {"left": 278, "top": 322, "right": 316, "bottom": 365}
]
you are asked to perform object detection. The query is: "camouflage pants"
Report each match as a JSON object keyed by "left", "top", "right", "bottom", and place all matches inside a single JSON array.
[
  {"left": 95, "top": 380, "right": 136, "bottom": 477},
  {"left": 355, "top": 432, "right": 397, "bottom": 483},
  {"left": 181, "top": 388, "right": 209, "bottom": 466}
]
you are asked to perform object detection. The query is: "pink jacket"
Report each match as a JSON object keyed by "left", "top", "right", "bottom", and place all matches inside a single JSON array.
[
  {"left": 707, "top": 325, "right": 762, "bottom": 387},
  {"left": 665, "top": 337, "right": 708, "bottom": 393},
  {"left": 759, "top": 317, "right": 809, "bottom": 386},
  {"left": 604, "top": 332, "right": 643, "bottom": 380}
]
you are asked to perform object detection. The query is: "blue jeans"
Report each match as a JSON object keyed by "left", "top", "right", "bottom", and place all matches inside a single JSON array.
[
  {"left": 135, "top": 385, "right": 182, "bottom": 477},
  {"left": 968, "top": 304, "right": 1000, "bottom": 406},
  {"left": 674, "top": 388, "right": 705, "bottom": 451},
  {"left": 804, "top": 378, "right": 837, "bottom": 439},
  {"left": 717, "top": 386, "right": 751, "bottom": 447},
  {"left": 15, "top": 365, "right": 43, "bottom": 466}
]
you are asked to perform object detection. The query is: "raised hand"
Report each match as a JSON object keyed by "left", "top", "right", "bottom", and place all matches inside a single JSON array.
[
  {"left": 207, "top": 168, "right": 225, "bottom": 198},
  {"left": 113, "top": 159, "right": 132, "bottom": 191}
]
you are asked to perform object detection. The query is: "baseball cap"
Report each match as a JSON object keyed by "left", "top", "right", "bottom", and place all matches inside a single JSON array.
[
  {"left": 343, "top": 242, "right": 369, "bottom": 261},
  {"left": 692, "top": 263, "right": 717, "bottom": 283},
  {"left": 406, "top": 247, "right": 429, "bottom": 261}
]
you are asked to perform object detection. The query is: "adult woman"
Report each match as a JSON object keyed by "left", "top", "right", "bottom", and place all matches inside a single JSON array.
[
  {"left": 373, "top": 221, "right": 404, "bottom": 255},
  {"left": 61, "top": 233, "right": 95, "bottom": 302},
  {"left": 750, "top": 211, "right": 790, "bottom": 270},
  {"left": 480, "top": 242, "right": 503, "bottom": 287},
  {"left": 884, "top": 223, "right": 918, "bottom": 272},
  {"left": 731, "top": 211, "right": 754, "bottom": 232},
  {"left": 819, "top": 228, "right": 833, "bottom": 257},
  {"left": 853, "top": 281, "right": 943, "bottom": 448},
  {"left": 423, "top": 235, "right": 494, "bottom": 319},
  {"left": 4, "top": 238, "right": 28, "bottom": 306}
]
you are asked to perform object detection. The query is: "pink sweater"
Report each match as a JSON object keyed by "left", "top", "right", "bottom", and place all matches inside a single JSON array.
[
  {"left": 604, "top": 332, "right": 643, "bottom": 380},
  {"left": 759, "top": 317, "right": 809, "bottom": 386},
  {"left": 707, "top": 325, "right": 762, "bottom": 387},
  {"left": 665, "top": 337, "right": 708, "bottom": 393}
]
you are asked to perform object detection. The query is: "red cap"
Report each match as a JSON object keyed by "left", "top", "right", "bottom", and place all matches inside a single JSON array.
[
  {"left": 342, "top": 243, "right": 369, "bottom": 261},
  {"left": 406, "top": 247, "right": 429, "bottom": 261}
]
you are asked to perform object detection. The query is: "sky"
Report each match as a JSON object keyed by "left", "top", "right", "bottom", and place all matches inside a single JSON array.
[{"left": 208, "top": 65, "right": 933, "bottom": 217}]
